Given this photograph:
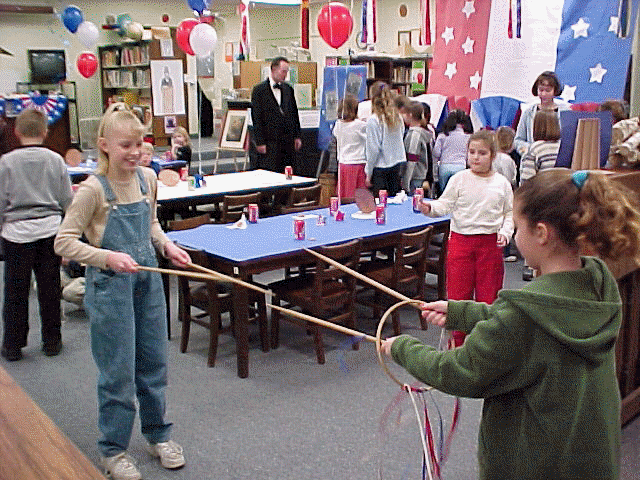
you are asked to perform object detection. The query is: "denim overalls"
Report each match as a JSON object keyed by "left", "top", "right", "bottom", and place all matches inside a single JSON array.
[{"left": 85, "top": 168, "right": 171, "bottom": 457}]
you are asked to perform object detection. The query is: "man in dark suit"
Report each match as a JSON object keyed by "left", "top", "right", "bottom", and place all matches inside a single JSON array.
[{"left": 251, "top": 56, "right": 302, "bottom": 173}]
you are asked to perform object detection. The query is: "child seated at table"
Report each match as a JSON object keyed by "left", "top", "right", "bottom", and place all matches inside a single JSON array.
[
  {"left": 168, "top": 127, "right": 192, "bottom": 168},
  {"left": 139, "top": 142, "right": 161, "bottom": 174}
]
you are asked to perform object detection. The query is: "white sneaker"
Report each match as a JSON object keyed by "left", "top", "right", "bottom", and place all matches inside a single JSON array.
[
  {"left": 101, "top": 452, "right": 141, "bottom": 480},
  {"left": 146, "top": 440, "right": 186, "bottom": 469}
]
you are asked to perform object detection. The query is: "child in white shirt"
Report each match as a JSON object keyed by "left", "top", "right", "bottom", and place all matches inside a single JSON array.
[{"left": 332, "top": 94, "right": 367, "bottom": 199}]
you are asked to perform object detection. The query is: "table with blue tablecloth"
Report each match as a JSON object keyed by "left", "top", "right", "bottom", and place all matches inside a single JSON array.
[{"left": 168, "top": 201, "right": 449, "bottom": 378}]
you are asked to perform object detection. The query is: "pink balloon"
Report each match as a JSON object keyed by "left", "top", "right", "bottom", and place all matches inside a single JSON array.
[
  {"left": 317, "top": 2, "right": 353, "bottom": 49},
  {"left": 76, "top": 52, "right": 97, "bottom": 78},
  {"left": 176, "top": 18, "right": 199, "bottom": 56}
]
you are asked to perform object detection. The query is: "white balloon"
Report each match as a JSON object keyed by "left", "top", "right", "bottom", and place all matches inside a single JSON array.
[
  {"left": 76, "top": 21, "right": 99, "bottom": 48},
  {"left": 189, "top": 23, "right": 217, "bottom": 58}
]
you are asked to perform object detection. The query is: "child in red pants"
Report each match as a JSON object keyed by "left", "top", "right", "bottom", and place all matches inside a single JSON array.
[{"left": 419, "top": 130, "right": 513, "bottom": 346}]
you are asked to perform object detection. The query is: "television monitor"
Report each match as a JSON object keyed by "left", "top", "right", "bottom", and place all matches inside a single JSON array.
[{"left": 28, "top": 49, "right": 67, "bottom": 84}]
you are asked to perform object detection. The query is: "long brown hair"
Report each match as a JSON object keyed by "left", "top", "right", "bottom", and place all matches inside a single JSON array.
[
  {"left": 515, "top": 169, "right": 640, "bottom": 261},
  {"left": 370, "top": 81, "right": 400, "bottom": 129}
]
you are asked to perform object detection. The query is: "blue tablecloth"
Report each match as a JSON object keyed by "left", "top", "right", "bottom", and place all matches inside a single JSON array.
[{"left": 167, "top": 202, "right": 449, "bottom": 263}]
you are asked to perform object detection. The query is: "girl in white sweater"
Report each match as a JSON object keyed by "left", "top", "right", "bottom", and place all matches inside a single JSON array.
[{"left": 420, "top": 130, "right": 513, "bottom": 346}]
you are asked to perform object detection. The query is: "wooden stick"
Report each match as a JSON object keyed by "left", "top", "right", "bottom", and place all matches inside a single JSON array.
[
  {"left": 269, "top": 304, "right": 377, "bottom": 343},
  {"left": 137, "top": 265, "right": 270, "bottom": 295},
  {"left": 138, "top": 265, "right": 377, "bottom": 343},
  {"left": 303, "top": 248, "right": 422, "bottom": 310}
]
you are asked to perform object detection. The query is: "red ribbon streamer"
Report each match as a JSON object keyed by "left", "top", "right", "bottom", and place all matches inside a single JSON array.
[{"left": 301, "top": 0, "right": 309, "bottom": 49}]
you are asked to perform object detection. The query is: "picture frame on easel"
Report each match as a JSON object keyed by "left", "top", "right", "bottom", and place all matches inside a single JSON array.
[{"left": 220, "top": 109, "right": 249, "bottom": 150}]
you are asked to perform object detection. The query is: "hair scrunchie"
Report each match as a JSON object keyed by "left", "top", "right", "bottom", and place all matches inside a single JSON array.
[{"left": 572, "top": 170, "right": 589, "bottom": 189}]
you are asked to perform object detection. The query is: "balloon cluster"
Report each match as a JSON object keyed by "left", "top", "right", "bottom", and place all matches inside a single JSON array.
[
  {"left": 61, "top": 5, "right": 99, "bottom": 78},
  {"left": 176, "top": 0, "right": 218, "bottom": 58}
]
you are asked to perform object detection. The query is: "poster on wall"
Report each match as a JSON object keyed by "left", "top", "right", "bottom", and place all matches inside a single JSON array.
[{"left": 150, "top": 59, "right": 185, "bottom": 116}]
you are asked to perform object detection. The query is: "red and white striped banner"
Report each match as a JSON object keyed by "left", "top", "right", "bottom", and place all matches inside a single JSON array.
[
  {"left": 239, "top": 0, "right": 250, "bottom": 58},
  {"left": 419, "top": 0, "right": 431, "bottom": 45},
  {"left": 361, "top": 0, "right": 377, "bottom": 45}
]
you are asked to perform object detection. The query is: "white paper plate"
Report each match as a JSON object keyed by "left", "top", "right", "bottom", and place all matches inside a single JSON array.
[{"left": 351, "top": 211, "right": 376, "bottom": 220}]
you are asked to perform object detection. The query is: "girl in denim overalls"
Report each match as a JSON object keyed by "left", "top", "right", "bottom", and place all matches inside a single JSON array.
[{"left": 55, "top": 104, "right": 191, "bottom": 480}]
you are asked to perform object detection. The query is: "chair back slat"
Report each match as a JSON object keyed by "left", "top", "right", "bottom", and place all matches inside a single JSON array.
[
  {"left": 167, "top": 213, "right": 211, "bottom": 231},
  {"left": 221, "top": 192, "right": 262, "bottom": 223}
]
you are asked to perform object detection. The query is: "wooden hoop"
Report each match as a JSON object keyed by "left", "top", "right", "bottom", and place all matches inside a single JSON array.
[{"left": 375, "top": 299, "right": 432, "bottom": 390}]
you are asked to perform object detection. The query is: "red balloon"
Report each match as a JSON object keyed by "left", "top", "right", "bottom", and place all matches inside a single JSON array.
[
  {"left": 76, "top": 52, "right": 97, "bottom": 78},
  {"left": 176, "top": 18, "right": 199, "bottom": 56},
  {"left": 317, "top": 2, "right": 353, "bottom": 49}
]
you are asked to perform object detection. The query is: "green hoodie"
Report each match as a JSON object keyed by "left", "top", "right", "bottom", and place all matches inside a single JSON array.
[{"left": 391, "top": 257, "right": 621, "bottom": 480}]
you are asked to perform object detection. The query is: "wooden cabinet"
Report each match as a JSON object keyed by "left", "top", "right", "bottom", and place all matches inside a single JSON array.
[
  {"left": 327, "top": 55, "right": 431, "bottom": 97},
  {"left": 232, "top": 61, "right": 317, "bottom": 106},
  {"left": 98, "top": 37, "right": 188, "bottom": 147}
]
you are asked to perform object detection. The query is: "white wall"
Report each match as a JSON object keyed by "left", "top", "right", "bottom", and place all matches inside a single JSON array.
[{"left": 3, "top": 0, "right": 637, "bottom": 125}]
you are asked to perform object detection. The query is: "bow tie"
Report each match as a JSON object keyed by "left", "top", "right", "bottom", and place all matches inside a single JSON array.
[{"left": 273, "top": 83, "right": 283, "bottom": 90}]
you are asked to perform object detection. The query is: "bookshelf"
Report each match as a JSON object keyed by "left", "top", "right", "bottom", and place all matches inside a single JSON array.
[
  {"left": 98, "top": 37, "right": 188, "bottom": 147},
  {"left": 326, "top": 54, "right": 431, "bottom": 96}
]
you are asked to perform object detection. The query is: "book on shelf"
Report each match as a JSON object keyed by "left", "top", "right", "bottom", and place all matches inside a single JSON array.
[
  {"left": 121, "top": 44, "right": 149, "bottom": 66},
  {"left": 101, "top": 49, "right": 120, "bottom": 67}
]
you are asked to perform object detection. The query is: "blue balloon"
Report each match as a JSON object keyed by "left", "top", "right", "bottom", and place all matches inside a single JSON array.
[
  {"left": 187, "top": 0, "right": 208, "bottom": 15},
  {"left": 62, "top": 5, "right": 83, "bottom": 33}
]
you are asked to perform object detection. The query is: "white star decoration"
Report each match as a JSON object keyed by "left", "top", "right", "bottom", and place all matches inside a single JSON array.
[
  {"left": 609, "top": 16, "right": 620, "bottom": 33},
  {"left": 589, "top": 63, "right": 607, "bottom": 83},
  {"left": 560, "top": 85, "right": 577, "bottom": 102},
  {"left": 461, "top": 36, "right": 474, "bottom": 54},
  {"left": 441, "top": 27, "right": 455, "bottom": 45},
  {"left": 462, "top": 0, "right": 476, "bottom": 19},
  {"left": 571, "top": 18, "right": 590, "bottom": 39},
  {"left": 444, "top": 62, "right": 457, "bottom": 80},
  {"left": 469, "top": 71, "right": 482, "bottom": 89}
]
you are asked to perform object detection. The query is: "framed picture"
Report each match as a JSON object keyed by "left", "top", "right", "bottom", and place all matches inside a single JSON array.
[
  {"left": 220, "top": 109, "right": 249, "bottom": 150},
  {"left": 398, "top": 30, "right": 411, "bottom": 46},
  {"left": 150, "top": 59, "right": 185, "bottom": 116}
]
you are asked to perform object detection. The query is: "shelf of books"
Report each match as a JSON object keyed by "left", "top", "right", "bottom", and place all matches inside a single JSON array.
[{"left": 326, "top": 54, "right": 430, "bottom": 96}]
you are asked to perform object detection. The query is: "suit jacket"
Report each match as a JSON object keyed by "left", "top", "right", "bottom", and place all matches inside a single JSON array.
[{"left": 251, "top": 80, "right": 301, "bottom": 146}]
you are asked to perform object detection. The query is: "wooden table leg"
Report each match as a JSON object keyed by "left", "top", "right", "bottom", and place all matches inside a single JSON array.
[{"left": 233, "top": 272, "right": 250, "bottom": 378}]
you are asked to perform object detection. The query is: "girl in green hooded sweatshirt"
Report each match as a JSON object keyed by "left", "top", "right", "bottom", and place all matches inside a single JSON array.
[{"left": 382, "top": 168, "right": 640, "bottom": 480}]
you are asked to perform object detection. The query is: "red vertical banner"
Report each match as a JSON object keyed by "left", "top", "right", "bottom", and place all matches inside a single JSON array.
[
  {"left": 420, "top": 0, "right": 431, "bottom": 45},
  {"left": 301, "top": 0, "right": 309, "bottom": 49}
]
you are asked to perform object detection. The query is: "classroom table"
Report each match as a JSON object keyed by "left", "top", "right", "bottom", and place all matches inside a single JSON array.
[
  {"left": 0, "top": 364, "right": 106, "bottom": 479},
  {"left": 156, "top": 169, "right": 317, "bottom": 209},
  {"left": 167, "top": 201, "right": 449, "bottom": 378}
]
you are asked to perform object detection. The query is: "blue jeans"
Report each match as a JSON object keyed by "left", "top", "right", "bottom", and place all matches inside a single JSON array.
[{"left": 438, "top": 163, "right": 466, "bottom": 193}]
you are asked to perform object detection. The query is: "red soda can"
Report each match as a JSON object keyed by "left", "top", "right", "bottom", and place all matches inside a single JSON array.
[
  {"left": 413, "top": 192, "right": 423, "bottom": 213},
  {"left": 329, "top": 196, "right": 339, "bottom": 217},
  {"left": 248, "top": 203, "right": 259, "bottom": 223},
  {"left": 378, "top": 189, "right": 388, "bottom": 207},
  {"left": 285, "top": 165, "right": 293, "bottom": 180},
  {"left": 376, "top": 205, "right": 386, "bottom": 225},
  {"left": 179, "top": 167, "right": 188, "bottom": 181},
  {"left": 415, "top": 187, "right": 424, "bottom": 197},
  {"left": 293, "top": 217, "right": 305, "bottom": 240}
]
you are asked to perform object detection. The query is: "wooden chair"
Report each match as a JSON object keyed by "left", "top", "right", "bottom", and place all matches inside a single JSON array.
[
  {"left": 280, "top": 184, "right": 323, "bottom": 214},
  {"left": 160, "top": 213, "right": 212, "bottom": 339},
  {"left": 219, "top": 192, "right": 262, "bottom": 224},
  {"left": 425, "top": 223, "right": 449, "bottom": 300},
  {"left": 167, "top": 213, "right": 211, "bottom": 231},
  {"left": 178, "top": 246, "right": 269, "bottom": 367},
  {"left": 358, "top": 226, "right": 433, "bottom": 335},
  {"left": 269, "top": 239, "right": 362, "bottom": 364}
]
